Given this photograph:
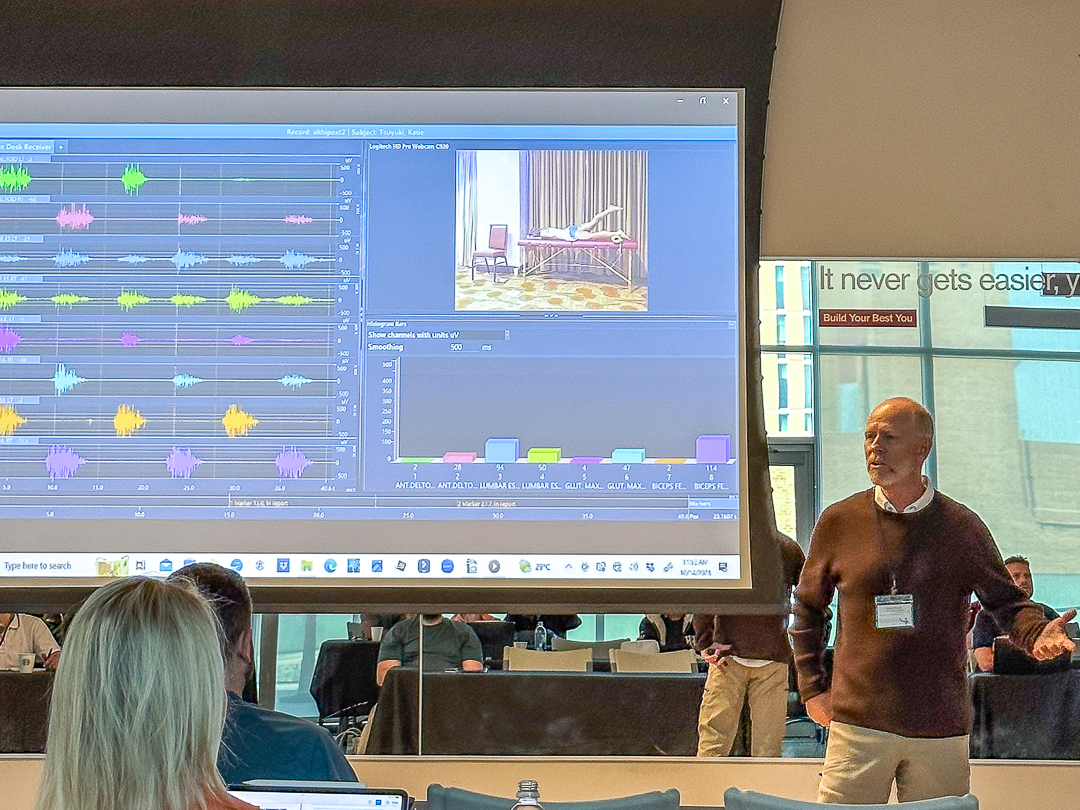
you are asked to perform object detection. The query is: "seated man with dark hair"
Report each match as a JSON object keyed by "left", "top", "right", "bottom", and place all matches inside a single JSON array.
[
  {"left": 973, "top": 555, "right": 1061, "bottom": 672},
  {"left": 169, "top": 563, "right": 357, "bottom": 785}
]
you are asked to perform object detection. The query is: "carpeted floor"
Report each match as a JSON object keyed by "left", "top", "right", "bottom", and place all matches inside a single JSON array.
[{"left": 455, "top": 265, "right": 648, "bottom": 312}]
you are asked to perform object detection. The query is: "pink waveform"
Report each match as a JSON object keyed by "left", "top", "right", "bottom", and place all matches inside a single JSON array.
[
  {"left": 55, "top": 204, "right": 95, "bottom": 230},
  {"left": 283, "top": 214, "right": 314, "bottom": 225},
  {"left": 178, "top": 213, "right": 208, "bottom": 225},
  {"left": 120, "top": 332, "right": 142, "bottom": 347},
  {"left": 231, "top": 334, "right": 253, "bottom": 346}
]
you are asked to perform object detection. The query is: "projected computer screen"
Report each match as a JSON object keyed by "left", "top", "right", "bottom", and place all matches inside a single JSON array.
[{"left": 0, "top": 89, "right": 746, "bottom": 586}]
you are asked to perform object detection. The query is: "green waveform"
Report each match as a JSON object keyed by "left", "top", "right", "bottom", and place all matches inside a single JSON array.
[
  {"left": 51, "top": 293, "right": 91, "bottom": 307},
  {"left": 121, "top": 164, "right": 148, "bottom": 194},
  {"left": 0, "top": 289, "right": 28, "bottom": 309},
  {"left": 0, "top": 165, "right": 32, "bottom": 193},
  {"left": 116, "top": 289, "right": 152, "bottom": 310},
  {"left": 275, "top": 295, "right": 315, "bottom": 306},
  {"left": 170, "top": 293, "right": 207, "bottom": 307},
  {"left": 225, "top": 288, "right": 262, "bottom": 313}
]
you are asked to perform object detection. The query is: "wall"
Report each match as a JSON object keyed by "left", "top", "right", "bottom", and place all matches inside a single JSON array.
[{"left": 762, "top": 0, "right": 1080, "bottom": 259}]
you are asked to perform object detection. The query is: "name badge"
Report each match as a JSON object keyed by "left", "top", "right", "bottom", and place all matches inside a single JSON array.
[{"left": 874, "top": 594, "right": 915, "bottom": 629}]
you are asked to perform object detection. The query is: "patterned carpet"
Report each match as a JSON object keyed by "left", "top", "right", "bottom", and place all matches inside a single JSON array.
[{"left": 455, "top": 266, "right": 648, "bottom": 312}]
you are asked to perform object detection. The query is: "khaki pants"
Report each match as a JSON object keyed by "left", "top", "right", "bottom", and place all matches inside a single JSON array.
[
  {"left": 818, "top": 721, "right": 970, "bottom": 804},
  {"left": 696, "top": 659, "right": 788, "bottom": 757}
]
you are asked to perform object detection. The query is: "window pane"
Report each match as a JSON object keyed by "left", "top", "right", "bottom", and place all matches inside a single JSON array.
[
  {"left": 818, "top": 353, "right": 923, "bottom": 506},
  {"left": 770, "top": 464, "right": 798, "bottom": 541},
  {"left": 927, "top": 260, "right": 1080, "bottom": 351},
  {"left": 762, "top": 352, "right": 813, "bottom": 437},
  {"left": 760, "top": 260, "right": 812, "bottom": 346},
  {"left": 816, "top": 261, "right": 922, "bottom": 347}
]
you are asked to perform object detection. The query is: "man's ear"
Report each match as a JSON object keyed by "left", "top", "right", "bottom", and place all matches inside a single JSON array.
[{"left": 233, "top": 626, "right": 254, "bottom": 668}]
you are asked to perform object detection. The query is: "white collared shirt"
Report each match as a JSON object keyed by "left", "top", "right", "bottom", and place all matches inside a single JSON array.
[
  {"left": 0, "top": 614, "right": 60, "bottom": 670},
  {"left": 874, "top": 475, "right": 935, "bottom": 514}
]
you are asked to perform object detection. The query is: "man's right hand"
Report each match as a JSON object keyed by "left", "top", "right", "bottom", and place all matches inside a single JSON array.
[
  {"left": 701, "top": 643, "right": 733, "bottom": 667},
  {"left": 805, "top": 691, "right": 833, "bottom": 727}
]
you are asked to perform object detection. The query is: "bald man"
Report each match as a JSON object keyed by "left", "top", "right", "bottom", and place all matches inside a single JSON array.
[{"left": 791, "top": 397, "right": 1074, "bottom": 804}]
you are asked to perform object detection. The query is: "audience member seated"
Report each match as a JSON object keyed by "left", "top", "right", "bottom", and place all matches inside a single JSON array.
[
  {"left": 639, "top": 614, "right": 694, "bottom": 652},
  {"left": 35, "top": 576, "right": 258, "bottom": 810},
  {"left": 452, "top": 612, "right": 497, "bottom": 622},
  {"left": 0, "top": 612, "right": 60, "bottom": 671},
  {"left": 973, "top": 555, "right": 1061, "bottom": 672},
  {"left": 505, "top": 614, "right": 582, "bottom": 639},
  {"left": 171, "top": 563, "right": 357, "bottom": 784},
  {"left": 377, "top": 614, "right": 484, "bottom": 685},
  {"left": 358, "top": 613, "right": 407, "bottom": 641}
]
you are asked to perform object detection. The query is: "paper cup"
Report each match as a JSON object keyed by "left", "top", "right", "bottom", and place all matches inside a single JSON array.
[
  {"left": 371, "top": 627, "right": 384, "bottom": 642},
  {"left": 513, "top": 641, "right": 528, "bottom": 648},
  {"left": 17, "top": 653, "right": 34, "bottom": 673}
]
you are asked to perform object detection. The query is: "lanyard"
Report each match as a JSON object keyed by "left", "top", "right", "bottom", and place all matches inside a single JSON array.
[{"left": 872, "top": 506, "right": 901, "bottom": 595}]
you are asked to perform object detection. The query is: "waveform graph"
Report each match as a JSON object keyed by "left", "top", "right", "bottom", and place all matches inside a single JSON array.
[
  {"left": 116, "top": 289, "right": 152, "bottom": 311},
  {"left": 56, "top": 204, "right": 95, "bottom": 230},
  {"left": 113, "top": 404, "right": 147, "bottom": 437},
  {"left": 0, "top": 326, "right": 22, "bottom": 353},
  {"left": 222, "top": 404, "right": 259, "bottom": 437},
  {"left": 275, "top": 446, "right": 313, "bottom": 478},
  {"left": 165, "top": 447, "right": 204, "bottom": 479},
  {"left": 52, "top": 364, "right": 88, "bottom": 395},
  {"left": 0, "top": 405, "right": 26, "bottom": 436},
  {"left": 0, "top": 165, "right": 33, "bottom": 192},
  {"left": 121, "top": 164, "right": 149, "bottom": 194},
  {"left": 0, "top": 289, "right": 28, "bottom": 310},
  {"left": 44, "top": 445, "right": 86, "bottom": 480}
]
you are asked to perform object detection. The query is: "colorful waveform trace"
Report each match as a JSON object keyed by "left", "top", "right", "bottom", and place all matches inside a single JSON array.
[
  {"left": 0, "top": 405, "right": 26, "bottom": 436},
  {"left": 0, "top": 164, "right": 337, "bottom": 194},
  {"left": 53, "top": 364, "right": 87, "bottom": 395},
  {"left": 39, "top": 205, "right": 324, "bottom": 230},
  {"left": 166, "top": 447, "right": 204, "bottom": 479},
  {"left": 1, "top": 287, "right": 328, "bottom": 312},
  {"left": 275, "top": 446, "right": 313, "bottom": 478},
  {"left": 221, "top": 405, "right": 258, "bottom": 437},
  {"left": 0, "top": 326, "right": 22, "bottom": 353},
  {"left": 113, "top": 404, "right": 147, "bottom": 437},
  {"left": 44, "top": 445, "right": 86, "bottom": 480}
]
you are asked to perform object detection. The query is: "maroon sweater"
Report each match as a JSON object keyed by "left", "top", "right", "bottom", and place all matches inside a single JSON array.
[{"left": 791, "top": 489, "right": 1049, "bottom": 738}]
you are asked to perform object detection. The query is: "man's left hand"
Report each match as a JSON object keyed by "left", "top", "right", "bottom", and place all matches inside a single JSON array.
[
  {"left": 1032, "top": 609, "right": 1077, "bottom": 661},
  {"left": 43, "top": 650, "right": 60, "bottom": 672}
]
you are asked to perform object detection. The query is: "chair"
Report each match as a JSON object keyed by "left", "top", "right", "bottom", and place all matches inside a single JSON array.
[
  {"left": 466, "top": 620, "right": 516, "bottom": 668},
  {"left": 550, "top": 636, "right": 631, "bottom": 663},
  {"left": 722, "top": 788, "right": 978, "bottom": 810},
  {"left": 609, "top": 648, "right": 697, "bottom": 673},
  {"left": 471, "top": 223, "right": 509, "bottom": 281},
  {"left": 428, "top": 784, "right": 680, "bottom": 810},
  {"left": 619, "top": 639, "right": 660, "bottom": 654},
  {"left": 503, "top": 646, "right": 591, "bottom": 671},
  {"left": 308, "top": 639, "right": 380, "bottom": 734}
]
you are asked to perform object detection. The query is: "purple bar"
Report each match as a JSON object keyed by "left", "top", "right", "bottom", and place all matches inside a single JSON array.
[
  {"left": 443, "top": 452, "right": 477, "bottom": 463},
  {"left": 695, "top": 435, "right": 731, "bottom": 464},
  {"left": 571, "top": 456, "right": 603, "bottom": 465}
]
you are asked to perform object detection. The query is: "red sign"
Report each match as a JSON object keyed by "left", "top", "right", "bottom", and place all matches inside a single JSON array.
[{"left": 819, "top": 309, "right": 917, "bottom": 327}]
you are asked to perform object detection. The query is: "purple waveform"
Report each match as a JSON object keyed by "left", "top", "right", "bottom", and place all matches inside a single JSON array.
[
  {"left": 165, "top": 447, "right": 203, "bottom": 479},
  {"left": 120, "top": 332, "right": 142, "bottom": 348},
  {"left": 0, "top": 326, "right": 21, "bottom": 353},
  {"left": 44, "top": 445, "right": 86, "bottom": 480},
  {"left": 231, "top": 334, "right": 253, "bottom": 346},
  {"left": 275, "top": 446, "right": 312, "bottom": 479}
]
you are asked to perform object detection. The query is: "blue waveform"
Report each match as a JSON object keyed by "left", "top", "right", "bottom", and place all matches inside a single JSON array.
[
  {"left": 279, "top": 374, "right": 313, "bottom": 389},
  {"left": 53, "top": 363, "right": 86, "bottom": 395},
  {"left": 171, "top": 249, "right": 210, "bottom": 270},
  {"left": 172, "top": 374, "right": 204, "bottom": 388},
  {"left": 118, "top": 254, "right": 150, "bottom": 265},
  {"left": 227, "top": 255, "right": 261, "bottom": 267},
  {"left": 0, "top": 255, "right": 27, "bottom": 263},
  {"left": 280, "top": 250, "right": 318, "bottom": 269},
  {"left": 54, "top": 250, "right": 91, "bottom": 268}
]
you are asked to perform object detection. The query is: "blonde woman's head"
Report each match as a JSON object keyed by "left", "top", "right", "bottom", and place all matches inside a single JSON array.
[{"left": 36, "top": 576, "right": 228, "bottom": 810}]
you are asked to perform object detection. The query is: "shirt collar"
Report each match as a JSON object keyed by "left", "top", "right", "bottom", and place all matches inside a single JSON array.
[{"left": 875, "top": 476, "right": 935, "bottom": 514}]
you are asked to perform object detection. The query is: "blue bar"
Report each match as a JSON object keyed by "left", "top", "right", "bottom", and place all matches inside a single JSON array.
[
  {"left": 0, "top": 276, "right": 42, "bottom": 283},
  {"left": 611, "top": 448, "right": 646, "bottom": 464},
  {"left": 0, "top": 124, "right": 738, "bottom": 141},
  {"left": 0, "top": 235, "right": 44, "bottom": 243},
  {"left": 0, "top": 396, "right": 39, "bottom": 404},
  {"left": 0, "top": 437, "right": 38, "bottom": 445},
  {"left": 0, "top": 140, "right": 54, "bottom": 153},
  {"left": 485, "top": 438, "right": 520, "bottom": 463},
  {"left": 0, "top": 355, "right": 39, "bottom": 364}
]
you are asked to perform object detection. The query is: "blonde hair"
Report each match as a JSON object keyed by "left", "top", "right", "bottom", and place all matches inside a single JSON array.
[{"left": 36, "top": 577, "right": 229, "bottom": 810}]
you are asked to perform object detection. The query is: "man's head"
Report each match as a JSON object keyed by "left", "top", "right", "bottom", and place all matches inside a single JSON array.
[
  {"left": 168, "top": 563, "right": 253, "bottom": 692},
  {"left": 1004, "top": 555, "right": 1034, "bottom": 599},
  {"left": 864, "top": 398, "right": 934, "bottom": 492}
]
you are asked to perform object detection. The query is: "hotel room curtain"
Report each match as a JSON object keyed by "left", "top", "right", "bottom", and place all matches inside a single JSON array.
[
  {"left": 527, "top": 150, "right": 648, "bottom": 279},
  {"left": 457, "top": 150, "right": 478, "bottom": 266}
]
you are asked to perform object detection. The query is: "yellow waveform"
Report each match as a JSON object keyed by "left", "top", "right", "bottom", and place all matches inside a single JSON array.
[
  {"left": 221, "top": 404, "right": 258, "bottom": 437},
  {"left": 0, "top": 405, "right": 26, "bottom": 436},
  {"left": 113, "top": 404, "right": 146, "bottom": 437}
]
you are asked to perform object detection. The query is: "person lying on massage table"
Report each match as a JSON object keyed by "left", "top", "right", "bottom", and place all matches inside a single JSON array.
[{"left": 538, "top": 204, "right": 628, "bottom": 243}]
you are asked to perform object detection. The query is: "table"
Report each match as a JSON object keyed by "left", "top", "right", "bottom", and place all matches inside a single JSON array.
[
  {"left": 969, "top": 668, "right": 1080, "bottom": 758},
  {"left": 366, "top": 668, "right": 705, "bottom": 756},
  {"left": 0, "top": 670, "right": 52, "bottom": 753},
  {"left": 518, "top": 238, "right": 640, "bottom": 289},
  {"left": 309, "top": 640, "right": 380, "bottom": 730}
]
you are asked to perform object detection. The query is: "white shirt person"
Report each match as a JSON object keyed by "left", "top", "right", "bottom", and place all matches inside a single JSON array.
[{"left": 0, "top": 613, "right": 60, "bottom": 670}]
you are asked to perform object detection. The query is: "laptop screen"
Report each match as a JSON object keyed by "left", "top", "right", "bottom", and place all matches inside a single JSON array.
[{"left": 229, "top": 787, "right": 408, "bottom": 810}]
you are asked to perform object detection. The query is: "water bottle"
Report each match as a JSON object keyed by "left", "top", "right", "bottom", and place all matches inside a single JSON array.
[
  {"left": 511, "top": 780, "right": 542, "bottom": 810},
  {"left": 533, "top": 621, "right": 548, "bottom": 651}
]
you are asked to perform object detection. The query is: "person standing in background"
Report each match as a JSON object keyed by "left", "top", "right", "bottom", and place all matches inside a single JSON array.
[{"left": 0, "top": 613, "right": 60, "bottom": 671}]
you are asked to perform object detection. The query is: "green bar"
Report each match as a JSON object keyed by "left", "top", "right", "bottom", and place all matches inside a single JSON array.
[
  {"left": 399, "top": 457, "right": 435, "bottom": 463},
  {"left": 526, "top": 447, "right": 562, "bottom": 463}
]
